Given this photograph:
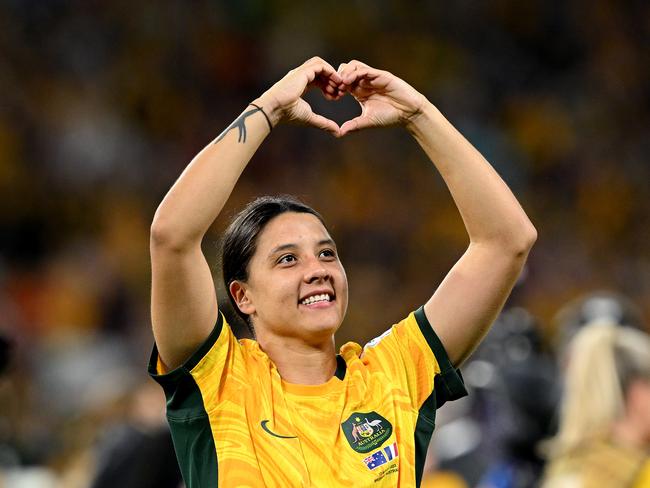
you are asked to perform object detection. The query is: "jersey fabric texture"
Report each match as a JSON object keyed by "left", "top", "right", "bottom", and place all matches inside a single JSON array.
[{"left": 148, "top": 306, "right": 467, "bottom": 487}]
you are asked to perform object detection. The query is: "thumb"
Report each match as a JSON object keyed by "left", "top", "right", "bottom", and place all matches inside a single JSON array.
[
  {"left": 307, "top": 110, "right": 341, "bottom": 137},
  {"left": 339, "top": 116, "right": 374, "bottom": 136}
]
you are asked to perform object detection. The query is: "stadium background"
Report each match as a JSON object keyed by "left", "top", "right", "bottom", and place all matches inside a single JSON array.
[{"left": 0, "top": 1, "right": 648, "bottom": 486}]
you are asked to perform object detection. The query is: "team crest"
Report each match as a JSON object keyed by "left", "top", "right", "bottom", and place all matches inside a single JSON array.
[{"left": 341, "top": 411, "right": 393, "bottom": 453}]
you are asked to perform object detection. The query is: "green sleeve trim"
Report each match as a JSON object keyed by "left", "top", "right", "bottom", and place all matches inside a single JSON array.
[
  {"left": 334, "top": 354, "right": 347, "bottom": 380},
  {"left": 147, "top": 315, "right": 223, "bottom": 487},
  {"left": 412, "top": 306, "right": 468, "bottom": 487},
  {"left": 167, "top": 410, "right": 219, "bottom": 487},
  {"left": 413, "top": 306, "right": 468, "bottom": 409},
  {"left": 414, "top": 394, "right": 436, "bottom": 487}
]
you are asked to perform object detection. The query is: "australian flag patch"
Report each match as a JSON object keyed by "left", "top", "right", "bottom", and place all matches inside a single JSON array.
[{"left": 362, "top": 442, "right": 399, "bottom": 470}]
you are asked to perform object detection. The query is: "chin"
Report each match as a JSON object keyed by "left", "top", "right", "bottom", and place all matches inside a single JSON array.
[{"left": 302, "top": 315, "right": 341, "bottom": 338}]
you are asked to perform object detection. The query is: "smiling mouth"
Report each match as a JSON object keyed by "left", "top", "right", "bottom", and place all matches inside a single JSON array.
[{"left": 299, "top": 293, "right": 334, "bottom": 306}]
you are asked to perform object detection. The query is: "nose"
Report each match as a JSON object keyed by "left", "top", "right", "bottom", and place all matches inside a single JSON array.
[{"left": 304, "top": 260, "right": 331, "bottom": 283}]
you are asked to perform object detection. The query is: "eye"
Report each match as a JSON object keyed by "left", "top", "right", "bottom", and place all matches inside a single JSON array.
[
  {"left": 319, "top": 249, "right": 336, "bottom": 259},
  {"left": 277, "top": 254, "right": 296, "bottom": 265}
]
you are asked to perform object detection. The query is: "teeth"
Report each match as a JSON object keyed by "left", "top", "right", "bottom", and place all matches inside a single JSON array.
[{"left": 301, "top": 293, "right": 331, "bottom": 305}]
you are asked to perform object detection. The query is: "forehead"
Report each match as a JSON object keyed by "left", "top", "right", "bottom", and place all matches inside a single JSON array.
[{"left": 256, "top": 212, "right": 331, "bottom": 251}]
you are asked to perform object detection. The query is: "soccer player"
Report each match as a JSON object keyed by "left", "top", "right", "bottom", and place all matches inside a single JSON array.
[{"left": 148, "top": 57, "right": 536, "bottom": 487}]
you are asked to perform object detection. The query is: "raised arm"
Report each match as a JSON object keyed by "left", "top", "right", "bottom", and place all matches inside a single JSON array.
[
  {"left": 338, "top": 60, "right": 537, "bottom": 366},
  {"left": 150, "top": 57, "right": 343, "bottom": 370}
]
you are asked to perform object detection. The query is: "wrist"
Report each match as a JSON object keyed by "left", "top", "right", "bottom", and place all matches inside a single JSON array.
[
  {"left": 405, "top": 99, "right": 439, "bottom": 135},
  {"left": 251, "top": 94, "right": 282, "bottom": 128}
]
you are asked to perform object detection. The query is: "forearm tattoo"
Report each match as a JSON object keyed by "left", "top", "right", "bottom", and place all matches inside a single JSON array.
[{"left": 214, "top": 106, "right": 262, "bottom": 144}]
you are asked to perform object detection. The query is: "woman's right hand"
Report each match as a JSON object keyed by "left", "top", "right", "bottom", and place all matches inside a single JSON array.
[{"left": 253, "top": 57, "right": 345, "bottom": 136}]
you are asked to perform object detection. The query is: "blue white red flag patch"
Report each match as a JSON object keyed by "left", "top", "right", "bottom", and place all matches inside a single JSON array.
[
  {"left": 383, "top": 441, "right": 398, "bottom": 461},
  {"left": 362, "top": 442, "right": 399, "bottom": 470}
]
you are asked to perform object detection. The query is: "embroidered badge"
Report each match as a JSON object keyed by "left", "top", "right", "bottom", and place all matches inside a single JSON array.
[{"left": 341, "top": 411, "right": 393, "bottom": 453}]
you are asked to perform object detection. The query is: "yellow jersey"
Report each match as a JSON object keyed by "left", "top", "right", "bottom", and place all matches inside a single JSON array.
[{"left": 149, "top": 306, "right": 467, "bottom": 487}]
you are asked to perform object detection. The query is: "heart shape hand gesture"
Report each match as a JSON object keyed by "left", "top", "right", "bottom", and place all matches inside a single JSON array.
[{"left": 254, "top": 57, "right": 428, "bottom": 138}]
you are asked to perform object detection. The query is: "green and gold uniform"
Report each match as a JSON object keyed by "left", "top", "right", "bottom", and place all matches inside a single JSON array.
[{"left": 149, "top": 306, "right": 467, "bottom": 487}]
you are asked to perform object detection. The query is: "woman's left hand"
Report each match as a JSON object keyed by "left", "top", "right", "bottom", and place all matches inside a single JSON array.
[{"left": 337, "top": 60, "right": 428, "bottom": 136}]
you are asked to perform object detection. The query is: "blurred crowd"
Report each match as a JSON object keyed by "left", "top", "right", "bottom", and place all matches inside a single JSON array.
[{"left": 0, "top": 0, "right": 648, "bottom": 486}]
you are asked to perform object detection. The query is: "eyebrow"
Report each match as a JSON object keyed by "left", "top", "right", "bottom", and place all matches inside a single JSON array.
[{"left": 268, "top": 238, "right": 337, "bottom": 258}]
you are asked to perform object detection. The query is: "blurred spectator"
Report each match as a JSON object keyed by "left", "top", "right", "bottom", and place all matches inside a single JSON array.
[
  {"left": 89, "top": 381, "right": 182, "bottom": 488},
  {"left": 541, "top": 321, "right": 650, "bottom": 487}
]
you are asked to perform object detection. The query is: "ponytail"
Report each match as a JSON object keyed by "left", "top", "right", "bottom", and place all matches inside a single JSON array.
[{"left": 550, "top": 322, "right": 650, "bottom": 457}]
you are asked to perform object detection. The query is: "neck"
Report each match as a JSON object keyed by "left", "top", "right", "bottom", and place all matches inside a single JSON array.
[{"left": 257, "top": 333, "right": 338, "bottom": 385}]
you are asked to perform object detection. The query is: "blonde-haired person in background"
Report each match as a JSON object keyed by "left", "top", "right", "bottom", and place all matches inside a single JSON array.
[{"left": 542, "top": 321, "right": 650, "bottom": 488}]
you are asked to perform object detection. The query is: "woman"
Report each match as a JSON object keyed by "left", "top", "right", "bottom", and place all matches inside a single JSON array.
[
  {"left": 148, "top": 57, "right": 536, "bottom": 487},
  {"left": 542, "top": 322, "right": 650, "bottom": 488}
]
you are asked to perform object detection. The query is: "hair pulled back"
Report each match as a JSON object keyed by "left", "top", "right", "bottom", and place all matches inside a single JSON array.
[
  {"left": 550, "top": 321, "right": 650, "bottom": 457},
  {"left": 221, "top": 195, "right": 326, "bottom": 335}
]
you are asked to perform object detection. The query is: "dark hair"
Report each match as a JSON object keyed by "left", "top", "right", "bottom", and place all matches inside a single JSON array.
[{"left": 221, "top": 195, "right": 326, "bottom": 336}]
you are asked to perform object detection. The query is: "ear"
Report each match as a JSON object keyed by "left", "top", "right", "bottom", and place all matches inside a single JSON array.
[{"left": 229, "top": 280, "right": 256, "bottom": 315}]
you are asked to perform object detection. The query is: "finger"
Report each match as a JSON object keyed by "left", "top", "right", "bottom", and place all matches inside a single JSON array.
[
  {"left": 342, "top": 67, "right": 380, "bottom": 86},
  {"left": 325, "top": 75, "right": 347, "bottom": 95},
  {"left": 304, "top": 57, "right": 342, "bottom": 84},
  {"left": 309, "top": 75, "right": 345, "bottom": 101},
  {"left": 327, "top": 77, "right": 340, "bottom": 89},
  {"left": 336, "top": 63, "right": 351, "bottom": 92},
  {"left": 342, "top": 67, "right": 366, "bottom": 85},
  {"left": 317, "top": 71, "right": 340, "bottom": 88},
  {"left": 347, "top": 59, "right": 371, "bottom": 71},
  {"left": 322, "top": 90, "right": 343, "bottom": 101},
  {"left": 338, "top": 59, "right": 373, "bottom": 78},
  {"left": 308, "top": 111, "right": 341, "bottom": 136},
  {"left": 303, "top": 56, "right": 334, "bottom": 71},
  {"left": 339, "top": 116, "right": 374, "bottom": 136},
  {"left": 324, "top": 73, "right": 347, "bottom": 89},
  {"left": 337, "top": 63, "right": 350, "bottom": 77},
  {"left": 323, "top": 84, "right": 345, "bottom": 100},
  {"left": 337, "top": 62, "right": 356, "bottom": 79}
]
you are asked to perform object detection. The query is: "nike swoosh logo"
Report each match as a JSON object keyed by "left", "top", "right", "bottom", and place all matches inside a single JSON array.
[{"left": 260, "top": 420, "right": 297, "bottom": 439}]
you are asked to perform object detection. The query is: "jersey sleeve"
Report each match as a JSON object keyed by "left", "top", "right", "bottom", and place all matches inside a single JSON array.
[
  {"left": 361, "top": 306, "right": 467, "bottom": 411},
  {"left": 148, "top": 312, "right": 242, "bottom": 416},
  {"left": 148, "top": 314, "right": 241, "bottom": 486}
]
